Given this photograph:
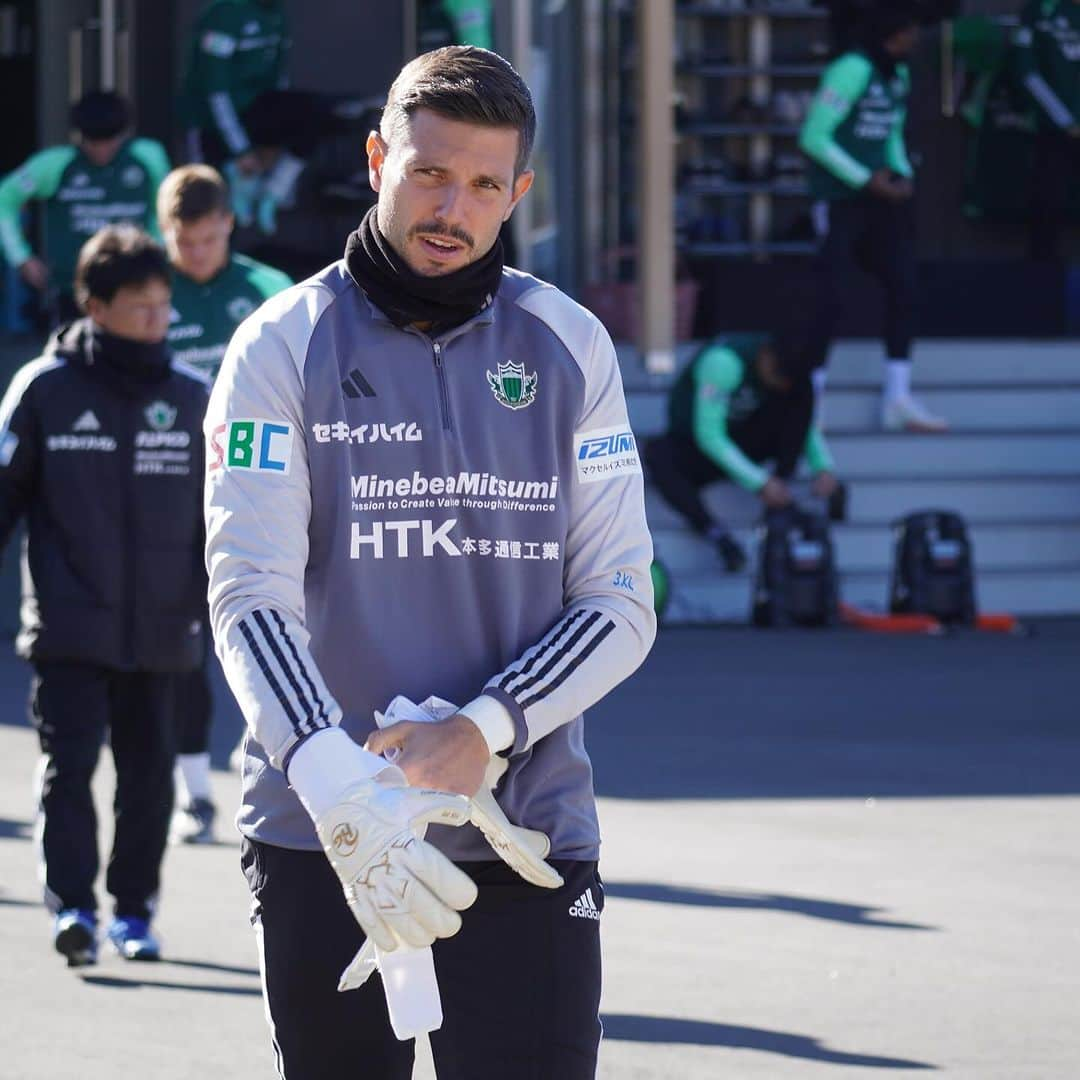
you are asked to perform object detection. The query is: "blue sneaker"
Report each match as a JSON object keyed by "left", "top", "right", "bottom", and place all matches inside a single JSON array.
[
  {"left": 107, "top": 916, "right": 161, "bottom": 962},
  {"left": 54, "top": 909, "right": 97, "bottom": 968}
]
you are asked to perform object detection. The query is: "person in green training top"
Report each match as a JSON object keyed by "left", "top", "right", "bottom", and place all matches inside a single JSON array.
[
  {"left": 1013, "top": 0, "right": 1080, "bottom": 259},
  {"left": 179, "top": 0, "right": 303, "bottom": 234},
  {"left": 0, "top": 91, "right": 169, "bottom": 325},
  {"left": 159, "top": 164, "right": 291, "bottom": 379},
  {"left": 419, "top": 0, "right": 494, "bottom": 50},
  {"left": 157, "top": 163, "right": 290, "bottom": 844},
  {"left": 644, "top": 334, "right": 841, "bottom": 572},
  {"left": 800, "top": 8, "right": 947, "bottom": 434}
]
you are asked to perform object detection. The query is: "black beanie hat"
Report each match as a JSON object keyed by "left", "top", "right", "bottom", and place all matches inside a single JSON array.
[
  {"left": 70, "top": 91, "right": 131, "bottom": 141},
  {"left": 772, "top": 327, "right": 816, "bottom": 383},
  {"left": 859, "top": 3, "right": 921, "bottom": 45}
]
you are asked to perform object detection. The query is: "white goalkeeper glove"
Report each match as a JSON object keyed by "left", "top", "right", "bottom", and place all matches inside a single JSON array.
[
  {"left": 376, "top": 695, "right": 563, "bottom": 890},
  {"left": 291, "top": 729, "right": 479, "bottom": 952},
  {"left": 338, "top": 695, "right": 564, "bottom": 993}
]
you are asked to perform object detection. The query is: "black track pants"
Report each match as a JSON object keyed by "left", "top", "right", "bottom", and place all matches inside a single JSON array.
[
  {"left": 31, "top": 662, "right": 178, "bottom": 919},
  {"left": 1030, "top": 131, "right": 1080, "bottom": 261},
  {"left": 806, "top": 195, "right": 918, "bottom": 367},
  {"left": 243, "top": 839, "right": 604, "bottom": 1080}
]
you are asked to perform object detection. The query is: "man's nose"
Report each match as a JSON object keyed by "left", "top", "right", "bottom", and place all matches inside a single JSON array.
[{"left": 434, "top": 183, "right": 467, "bottom": 225}]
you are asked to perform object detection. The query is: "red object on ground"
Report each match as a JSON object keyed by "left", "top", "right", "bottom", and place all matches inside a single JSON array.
[
  {"left": 839, "top": 603, "right": 943, "bottom": 634},
  {"left": 975, "top": 613, "right": 1022, "bottom": 634}
]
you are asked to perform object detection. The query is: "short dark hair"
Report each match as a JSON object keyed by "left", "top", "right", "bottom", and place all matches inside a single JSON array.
[
  {"left": 70, "top": 91, "right": 131, "bottom": 141},
  {"left": 157, "top": 164, "right": 231, "bottom": 225},
  {"left": 74, "top": 225, "right": 171, "bottom": 309},
  {"left": 381, "top": 46, "right": 536, "bottom": 177}
]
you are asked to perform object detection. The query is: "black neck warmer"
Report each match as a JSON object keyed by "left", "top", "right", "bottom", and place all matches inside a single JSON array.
[
  {"left": 87, "top": 322, "right": 171, "bottom": 389},
  {"left": 344, "top": 206, "right": 503, "bottom": 334}
]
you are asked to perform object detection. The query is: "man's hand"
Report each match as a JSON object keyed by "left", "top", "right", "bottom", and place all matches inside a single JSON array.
[
  {"left": 811, "top": 471, "right": 840, "bottom": 500},
  {"left": 314, "top": 773, "right": 477, "bottom": 951},
  {"left": 760, "top": 476, "right": 793, "bottom": 510},
  {"left": 19, "top": 256, "right": 48, "bottom": 291},
  {"left": 366, "top": 714, "right": 489, "bottom": 797},
  {"left": 233, "top": 151, "right": 261, "bottom": 176},
  {"left": 890, "top": 176, "right": 914, "bottom": 201},
  {"left": 865, "top": 169, "right": 911, "bottom": 203}
]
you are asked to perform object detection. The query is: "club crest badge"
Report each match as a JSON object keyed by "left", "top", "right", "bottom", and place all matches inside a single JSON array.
[
  {"left": 486, "top": 360, "right": 538, "bottom": 411},
  {"left": 145, "top": 401, "right": 177, "bottom": 431},
  {"left": 228, "top": 296, "right": 257, "bottom": 322}
]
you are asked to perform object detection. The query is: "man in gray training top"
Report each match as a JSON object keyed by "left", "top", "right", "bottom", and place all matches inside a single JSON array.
[{"left": 204, "top": 45, "right": 654, "bottom": 1079}]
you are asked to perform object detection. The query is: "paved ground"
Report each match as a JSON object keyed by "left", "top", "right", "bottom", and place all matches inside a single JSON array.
[{"left": 0, "top": 622, "right": 1078, "bottom": 1079}]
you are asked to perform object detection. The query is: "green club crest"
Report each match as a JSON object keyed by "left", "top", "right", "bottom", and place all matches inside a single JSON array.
[
  {"left": 486, "top": 360, "right": 538, "bottom": 411},
  {"left": 145, "top": 401, "right": 177, "bottom": 431},
  {"left": 228, "top": 296, "right": 257, "bottom": 322}
]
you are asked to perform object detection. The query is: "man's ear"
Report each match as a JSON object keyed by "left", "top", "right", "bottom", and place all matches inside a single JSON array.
[
  {"left": 366, "top": 131, "right": 387, "bottom": 194},
  {"left": 84, "top": 296, "right": 104, "bottom": 322},
  {"left": 504, "top": 169, "right": 534, "bottom": 221}
]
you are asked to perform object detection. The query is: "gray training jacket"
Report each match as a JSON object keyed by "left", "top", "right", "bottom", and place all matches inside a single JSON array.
[{"left": 204, "top": 260, "right": 655, "bottom": 861}]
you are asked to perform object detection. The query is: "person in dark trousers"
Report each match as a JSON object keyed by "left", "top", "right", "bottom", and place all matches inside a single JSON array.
[
  {"left": 157, "top": 163, "right": 291, "bottom": 843},
  {"left": 0, "top": 92, "right": 170, "bottom": 328},
  {"left": 178, "top": 0, "right": 376, "bottom": 235},
  {"left": 800, "top": 7, "right": 948, "bottom": 433},
  {"left": 1013, "top": 0, "right": 1080, "bottom": 260},
  {"left": 205, "top": 46, "right": 654, "bottom": 1079},
  {"left": 0, "top": 225, "right": 209, "bottom": 966},
  {"left": 645, "top": 334, "right": 841, "bottom": 565}
]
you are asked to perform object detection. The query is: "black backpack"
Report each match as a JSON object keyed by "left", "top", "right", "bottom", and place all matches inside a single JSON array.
[
  {"left": 889, "top": 510, "right": 977, "bottom": 625},
  {"left": 752, "top": 508, "right": 838, "bottom": 628}
]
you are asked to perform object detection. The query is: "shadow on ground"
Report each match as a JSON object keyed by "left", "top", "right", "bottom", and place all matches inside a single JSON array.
[
  {"left": 164, "top": 958, "right": 260, "bottom": 978},
  {"left": 601, "top": 1013, "right": 938, "bottom": 1069},
  {"left": 0, "top": 815, "right": 30, "bottom": 839},
  {"left": 589, "top": 623, "right": 1080, "bottom": 800},
  {"left": 80, "top": 974, "right": 260, "bottom": 997},
  {"left": 605, "top": 882, "right": 935, "bottom": 930}
]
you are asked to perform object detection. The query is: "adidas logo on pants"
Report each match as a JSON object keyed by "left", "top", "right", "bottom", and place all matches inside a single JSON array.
[{"left": 569, "top": 888, "right": 601, "bottom": 920}]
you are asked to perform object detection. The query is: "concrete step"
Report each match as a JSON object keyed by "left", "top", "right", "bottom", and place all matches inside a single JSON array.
[
  {"left": 645, "top": 476, "right": 1080, "bottom": 530},
  {"left": 829, "top": 432, "right": 1080, "bottom": 479},
  {"left": 661, "top": 567, "right": 1080, "bottom": 623},
  {"left": 633, "top": 426, "right": 1080, "bottom": 483},
  {"left": 652, "top": 521, "right": 1080, "bottom": 575},
  {"left": 618, "top": 339, "right": 1080, "bottom": 391},
  {"left": 627, "top": 386, "right": 1080, "bottom": 437}
]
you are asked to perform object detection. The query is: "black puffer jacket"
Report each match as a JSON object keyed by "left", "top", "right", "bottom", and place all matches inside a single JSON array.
[{"left": 0, "top": 320, "right": 209, "bottom": 671}]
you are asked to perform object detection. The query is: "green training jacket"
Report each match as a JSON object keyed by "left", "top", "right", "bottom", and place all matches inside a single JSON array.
[
  {"left": 168, "top": 252, "right": 292, "bottom": 378},
  {"left": 1013, "top": 0, "right": 1080, "bottom": 130},
  {"left": 0, "top": 139, "right": 170, "bottom": 291},
  {"left": 668, "top": 336, "right": 833, "bottom": 491},
  {"left": 800, "top": 51, "right": 913, "bottom": 201},
  {"left": 179, "top": 0, "right": 288, "bottom": 156}
]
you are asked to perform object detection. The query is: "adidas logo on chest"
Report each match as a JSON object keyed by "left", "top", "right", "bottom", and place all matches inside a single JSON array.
[{"left": 72, "top": 410, "right": 101, "bottom": 432}]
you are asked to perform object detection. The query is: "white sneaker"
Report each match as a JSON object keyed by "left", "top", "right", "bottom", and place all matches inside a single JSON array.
[
  {"left": 881, "top": 394, "right": 948, "bottom": 433},
  {"left": 169, "top": 797, "right": 217, "bottom": 845}
]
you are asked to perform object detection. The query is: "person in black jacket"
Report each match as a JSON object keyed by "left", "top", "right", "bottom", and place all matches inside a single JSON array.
[{"left": 0, "top": 225, "right": 209, "bottom": 967}]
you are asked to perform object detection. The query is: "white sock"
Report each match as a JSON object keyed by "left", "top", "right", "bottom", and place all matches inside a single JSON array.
[
  {"left": 811, "top": 367, "right": 828, "bottom": 421},
  {"left": 176, "top": 752, "right": 212, "bottom": 804},
  {"left": 885, "top": 360, "right": 911, "bottom": 402}
]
